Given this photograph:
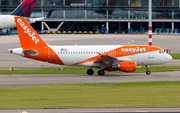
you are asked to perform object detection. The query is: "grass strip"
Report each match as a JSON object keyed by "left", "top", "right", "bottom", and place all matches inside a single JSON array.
[
  {"left": 0, "top": 81, "right": 180, "bottom": 109},
  {"left": 0, "top": 66, "right": 179, "bottom": 74},
  {"left": 171, "top": 53, "right": 180, "bottom": 59}
]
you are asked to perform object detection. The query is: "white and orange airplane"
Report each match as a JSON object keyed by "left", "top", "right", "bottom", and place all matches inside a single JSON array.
[{"left": 9, "top": 17, "right": 172, "bottom": 75}]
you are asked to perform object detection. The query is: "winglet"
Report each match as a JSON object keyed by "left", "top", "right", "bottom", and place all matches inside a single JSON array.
[
  {"left": 15, "top": 16, "right": 47, "bottom": 50},
  {"left": 11, "top": 0, "right": 36, "bottom": 17}
]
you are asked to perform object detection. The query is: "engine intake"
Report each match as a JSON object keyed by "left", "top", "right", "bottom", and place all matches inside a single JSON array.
[{"left": 111, "top": 61, "right": 137, "bottom": 72}]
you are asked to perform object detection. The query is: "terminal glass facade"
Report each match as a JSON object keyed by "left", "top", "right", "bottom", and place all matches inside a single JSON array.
[
  {"left": 0, "top": 0, "right": 180, "bottom": 32},
  {"left": 0, "top": 0, "right": 180, "bottom": 19}
]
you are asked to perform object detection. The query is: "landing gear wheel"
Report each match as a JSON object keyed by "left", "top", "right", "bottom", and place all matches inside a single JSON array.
[
  {"left": 146, "top": 71, "right": 151, "bottom": 75},
  {"left": 98, "top": 70, "right": 105, "bottom": 76},
  {"left": 145, "top": 65, "right": 151, "bottom": 75},
  {"left": 87, "top": 69, "right": 94, "bottom": 75}
]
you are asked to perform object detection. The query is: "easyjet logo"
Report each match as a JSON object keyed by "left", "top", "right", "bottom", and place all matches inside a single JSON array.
[
  {"left": 17, "top": 18, "right": 39, "bottom": 44},
  {"left": 121, "top": 47, "right": 146, "bottom": 52}
]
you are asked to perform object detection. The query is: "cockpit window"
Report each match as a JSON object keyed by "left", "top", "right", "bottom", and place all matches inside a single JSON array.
[{"left": 159, "top": 50, "right": 164, "bottom": 54}]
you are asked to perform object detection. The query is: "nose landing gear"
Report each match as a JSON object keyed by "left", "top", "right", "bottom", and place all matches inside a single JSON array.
[{"left": 145, "top": 65, "right": 151, "bottom": 75}]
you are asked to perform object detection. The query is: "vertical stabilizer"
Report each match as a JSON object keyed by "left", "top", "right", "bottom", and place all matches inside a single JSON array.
[
  {"left": 15, "top": 16, "right": 47, "bottom": 49},
  {"left": 14, "top": 16, "right": 64, "bottom": 65},
  {"left": 10, "top": 0, "right": 36, "bottom": 17}
]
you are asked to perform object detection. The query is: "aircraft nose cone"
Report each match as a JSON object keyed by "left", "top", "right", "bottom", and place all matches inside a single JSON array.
[{"left": 166, "top": 54, "right": 172, "bottom": 62}]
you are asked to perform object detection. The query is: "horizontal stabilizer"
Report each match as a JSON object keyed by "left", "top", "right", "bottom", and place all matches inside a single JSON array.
[{"left": 23, "top": 50, "right": 39, "bottom": 56}]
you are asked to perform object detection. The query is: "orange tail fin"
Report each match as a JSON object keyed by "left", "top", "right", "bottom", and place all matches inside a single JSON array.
[{"left": 15, "top": 16, "right": 47, "bottom": 50}]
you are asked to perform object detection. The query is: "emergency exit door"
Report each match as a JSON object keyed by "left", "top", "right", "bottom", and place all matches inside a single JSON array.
[{"left": 48, "top": 48, "right": 54, "bottom": 59}]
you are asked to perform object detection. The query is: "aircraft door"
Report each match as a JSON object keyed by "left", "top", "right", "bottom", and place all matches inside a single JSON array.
[
  {"left": 48, "top": 48, "right": 54, "bottom": 59},
  {"left": 148, "top": 47, "right": 154, "bottom": 58}
]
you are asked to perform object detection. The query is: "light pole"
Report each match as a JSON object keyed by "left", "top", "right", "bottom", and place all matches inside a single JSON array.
[{"left": 148, "top": 0, "right": 152, "bottom": 46}]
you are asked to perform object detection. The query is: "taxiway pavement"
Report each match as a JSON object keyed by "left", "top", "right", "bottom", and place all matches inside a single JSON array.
[
  {"left": 0, "top": 71, "right": 180, "bottom": 87},
  {"left": 0, "top": 108, "right": 180, "bottom": 113}
]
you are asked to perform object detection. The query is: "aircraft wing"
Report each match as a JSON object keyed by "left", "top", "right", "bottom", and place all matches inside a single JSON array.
[
  {"left": 74, "top": 53, "right": 131, "bottom": 66},
  {"left": 94, "top": 54, "right": 131, "bottom": 65},
  {"left": 95, "top": 55, "right": 117, "bottom": 62}
]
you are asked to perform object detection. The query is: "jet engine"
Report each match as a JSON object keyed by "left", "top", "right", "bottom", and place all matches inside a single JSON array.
[{"left": 111, "top": 61, "right": 137, "bottom": 72}]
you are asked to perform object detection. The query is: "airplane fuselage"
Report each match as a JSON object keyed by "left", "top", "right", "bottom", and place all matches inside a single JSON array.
[
  {"left": 0, "top": 15, "right": 35, "bottom": 29},
  {"left": 11, "top": 45, "right": 172, "bottom": 67}
]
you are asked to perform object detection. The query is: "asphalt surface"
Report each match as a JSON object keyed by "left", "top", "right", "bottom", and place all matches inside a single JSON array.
[
  {"left": 1, "top": 108, "right": 180, "bottom": 113},
  {"left": 0, "top": 71, "right": 180, "bottom": 87}
]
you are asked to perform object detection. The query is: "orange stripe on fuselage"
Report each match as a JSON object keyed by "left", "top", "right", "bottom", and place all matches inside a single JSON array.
[{"left": 73, "top": 45, "right": 162, "bottom": 65}]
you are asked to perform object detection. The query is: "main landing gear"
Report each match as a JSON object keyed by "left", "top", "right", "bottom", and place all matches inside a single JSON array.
[
  {"left": 98, "top": 70, "right": 105, "bottom": 76},
  {"left": 87, "top": 69, "right": 94, "bottom": 75},
  {"left": 145, "top": 65, "right": 151, "bottom": 75},
  {"left": 87, "top": 69, "right": 105, "bottom": 76}
]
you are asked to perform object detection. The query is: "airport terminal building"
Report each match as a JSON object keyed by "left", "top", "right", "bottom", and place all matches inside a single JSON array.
[{"left": 0, "top": 0, "right": 180, "bottom": 33}]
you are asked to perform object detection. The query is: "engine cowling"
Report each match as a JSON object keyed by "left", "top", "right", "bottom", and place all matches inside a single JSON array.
[
  {"left": 111, "top": 61, "right": 137, "bottom": 72},
  {"left": 103, "top": 67, "right": 118, "bottom": 71}
]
